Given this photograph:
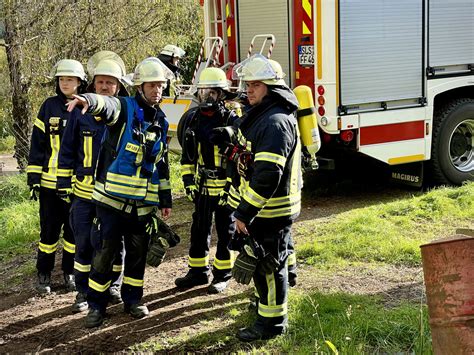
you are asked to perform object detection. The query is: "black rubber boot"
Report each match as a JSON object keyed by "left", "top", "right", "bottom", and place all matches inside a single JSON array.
[
  {"left": 109, "top": 285, "right": 122, "bottom": 305},
  {"left": 248, "top": 296, "right": 259, "bottom": 313},
  {"left": 36, "top": 273, "right": 51, "bottom": 294},
  {"left": 63, "top": 272, "right": 76, "bottom": 292},
  {"left": 124, "top": 303, "right": 149, "bottom": 319},
  {"left": 175, "top": 271, "right": 209, "bottom": 288},
  {"left": 288, "top": 274, "right": 297, "bottom": 287},
  {"left": 237, "top": 324, "right": 286, "bottom": 342},
  {"left": 72, "top": 292, "right": 88, "bottom": 313},
  {"left": 85, "top": 308, "right": 105, "bottom": 328},
  {"left": 208, "top": 279, "right": 229, "bottom": 294}
]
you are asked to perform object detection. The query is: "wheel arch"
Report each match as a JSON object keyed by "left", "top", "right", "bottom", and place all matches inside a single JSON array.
[{"left": 432, "top": 85, "right": 474, "bottom": 113}]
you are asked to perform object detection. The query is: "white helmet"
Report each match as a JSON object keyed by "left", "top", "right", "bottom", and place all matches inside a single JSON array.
[
  {"left": 87, "top": 51, "right": 126, "bottom": 81},
  {"left": 233, "top": 54, "right": 286, "bottom": 86},
  {"left": 160, "top": 45, "right": 186, "bottom": 58},
  {"left": 51, "top": 59, "right": 87, "bottom": 81},
  {"left": 132, "top": 57, "right": 175, "bottom": 86}
]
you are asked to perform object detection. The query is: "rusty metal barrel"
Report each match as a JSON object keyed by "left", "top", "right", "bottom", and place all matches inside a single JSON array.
[{"left": 420, "top": 231, "right": 474, "bottom": 355}]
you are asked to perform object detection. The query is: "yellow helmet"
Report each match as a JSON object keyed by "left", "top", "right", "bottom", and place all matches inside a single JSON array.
[
  {"left": 197, "top": 68, "right": 229, "bottom": 89},
  {"left": 233, "top": 54, "right": 286, "bottom": 86},
  {"left": 51, "top": 59, "right": 87, "bottom": 81},
  {"left": 160, "top": 44, "right": 186, "bottom": 58},
  {"left": 132, "top": 57, "right": 175, "bottom": 86}
]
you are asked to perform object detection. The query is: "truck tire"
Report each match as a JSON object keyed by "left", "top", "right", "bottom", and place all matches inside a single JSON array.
[{"left": 430, "top": 98, "right": 474, "bottom": 185}]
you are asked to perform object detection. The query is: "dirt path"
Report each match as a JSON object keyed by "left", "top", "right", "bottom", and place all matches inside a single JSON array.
[{"left": 0, "top": 181, "right": 424, "bottom": 352}]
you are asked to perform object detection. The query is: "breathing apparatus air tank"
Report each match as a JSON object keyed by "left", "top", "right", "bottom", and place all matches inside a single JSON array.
[{"left": 293, "top": 85, "right": 321, "bottom": 170}]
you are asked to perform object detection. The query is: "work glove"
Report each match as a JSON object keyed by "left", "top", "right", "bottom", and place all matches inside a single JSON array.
[
  {"left": 146, "top": 236, "right": 168, "bottom": 267},
  {"left": 210, "top": 126, "right": 236, "bottom": 146},
  {"left": 145, "top": 215, "right": 181, "bottom": 267},
  {"left": 259, "top": 253, "right": 280, "bottom": 275},
  {"left": 29, "top": 184, "right": 40, "bottom": 201},
  {"left": 185, "top": 184, "right": 198, "bottom": 203},
  {"left": 57, "top": 188, "right": 73, "bottom": 204},
  {"left": 145, "top": 214, "right": 181, "bottom": 247},
  {"left": 236, "top": 151, "right": 254, "bottom": 180},
  {"left": 217, "top": 186, "right": 230, "bottom": 207},
  {"left": 232, "top": 243, "right": 258, "bottom": 285}
]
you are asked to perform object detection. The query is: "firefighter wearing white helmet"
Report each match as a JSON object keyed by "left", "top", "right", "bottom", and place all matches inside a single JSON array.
[
  {"left": 27, "top": 58, "right": 88, "bottom": 296},
  {"left": 86, "top": 51, "right": 129, "bottom": 97},
  {"left": 159, "top": 44, "right": 185, "bottom": 96},
  {"left": 225, "top": 54, "right": 302, "bottom": 341},
  {"left": 65, "top": 57, "right": 177, "bottom": 328},
  {"left": 57, "top": 51, "right": 130, "bottom": 313},
  {"left": 174, "top": 67, "right": 239, "bottom": 293}
]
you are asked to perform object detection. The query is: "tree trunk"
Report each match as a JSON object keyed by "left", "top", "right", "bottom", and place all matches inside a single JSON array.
[{"left": 4, "top": 7, "right": 32, "bottom": 172}]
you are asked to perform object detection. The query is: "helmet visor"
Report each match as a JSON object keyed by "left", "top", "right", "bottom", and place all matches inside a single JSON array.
[
  {"left": 197, "top": 88, "right": 222, "bottom": 104},
  {"left": 232, "top": 54, "right": 278, "bottom": 81},
  {"left": 140, "top": 57, "right": 176, "bottom": 81}
]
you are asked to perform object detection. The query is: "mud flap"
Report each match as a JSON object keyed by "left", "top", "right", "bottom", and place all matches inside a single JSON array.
[{"left": 389, "top": 161, "right": 423, "bottom": 188}]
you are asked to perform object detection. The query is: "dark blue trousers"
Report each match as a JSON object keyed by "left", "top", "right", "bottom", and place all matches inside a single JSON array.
[
  {"left": 87, "top": 205, "right": 149, "bottom": 314},
  {"left": 36, "top": 187, "right": 74, "bottom": 275},
  {"left": 70, "top": 198, "right": 124, "bottom": 294}
]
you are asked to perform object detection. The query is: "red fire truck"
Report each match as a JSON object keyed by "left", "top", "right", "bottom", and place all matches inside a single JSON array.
[{"left": 168, "top": 0, "right": 474, "bottom": 186}]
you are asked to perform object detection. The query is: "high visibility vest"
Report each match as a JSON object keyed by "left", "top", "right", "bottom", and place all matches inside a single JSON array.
[{"left": 103, "top": 97, "right": 168, "bottom": 205}]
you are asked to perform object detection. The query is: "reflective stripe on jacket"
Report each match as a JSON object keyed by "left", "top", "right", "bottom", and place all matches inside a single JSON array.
[
  {"left": 80, "top": 93, "right": 172, "bottom": 214},
  {"left": 27, "top": 95, "right": 76, "bottom": 189},
  {"left": 180, "top": 106, "right": 238, "bottom": 196},
  {"left": 104, "top": 97, "right": 168, "bottom": 204},
  {"left": 233, "top": 91, "right": 302, "bottom": 224},
  {"left": 57, "top": 111, "right": 105, "bottom": 200}
]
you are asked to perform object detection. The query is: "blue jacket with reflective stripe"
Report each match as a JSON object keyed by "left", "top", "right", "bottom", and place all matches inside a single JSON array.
[{"left": 103, "top": 96, "right": 168, "bottom": 204}]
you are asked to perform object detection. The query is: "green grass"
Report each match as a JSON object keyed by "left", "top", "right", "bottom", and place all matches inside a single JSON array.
[
  {"left": 130, "top": 290, "right": 431, "bottom": 354},
  {"left": 168, "top": 151, "right": 184, "bottom": 195},
  {"left": 296, "top": 182, "right": 474, "bottom": 267},
  {"left": 0, "top": 174, "right": 38, "bottom": 261},
  {"left": 0, "top": 135, "right": 14, "bottom": 154},
  {"left": 271, "top": 291, "right": 431, "bottom": 354}
]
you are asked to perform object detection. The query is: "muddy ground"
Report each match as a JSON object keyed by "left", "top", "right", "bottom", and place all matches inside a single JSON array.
[{"left": 0, "top": 172, "right": 425, "bottom": 353}]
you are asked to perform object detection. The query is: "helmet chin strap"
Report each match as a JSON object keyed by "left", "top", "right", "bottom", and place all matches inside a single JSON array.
[{"left": 138, "top": 85, "right": 160, "bottom": 107}]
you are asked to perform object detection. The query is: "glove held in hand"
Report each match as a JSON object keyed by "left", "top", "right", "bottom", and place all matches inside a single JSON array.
[
  {"left": 147, "top": 237, "right": 167, "bottom": 267},
  {"left": 30, "top": 184, "right": 40, "bottom": 201},
  {"left": 232, "top": 244, "right": 258, "bottom": 285}
]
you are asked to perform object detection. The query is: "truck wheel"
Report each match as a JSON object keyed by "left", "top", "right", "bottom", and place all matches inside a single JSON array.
[{"left": 430, "top": 98, "right": 474, "bottom": 185}]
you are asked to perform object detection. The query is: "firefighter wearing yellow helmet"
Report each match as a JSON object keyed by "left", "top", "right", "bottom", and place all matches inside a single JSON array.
[
  {"left": 226, "top": 54, "right": 302, "bottom": 341},
  {"left": 174, "top": 67, "right": 240, "bottom": 294},
  {"left": 57, "top": 51, "right": 130, "bottom": 313},
  {"left": 66, "top": 57, "right": 178, "bottom": 328},
  {"left": 27, "top": 58, "right": 88, "bottom": 295}
]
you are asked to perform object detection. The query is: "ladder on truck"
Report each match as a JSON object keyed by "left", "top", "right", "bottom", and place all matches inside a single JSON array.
[{"left": 246, "top": 34, "right": 276, "bottom": 59}]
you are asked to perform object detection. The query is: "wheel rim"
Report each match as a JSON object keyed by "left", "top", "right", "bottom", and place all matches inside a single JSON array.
[{"left": 449, "top": 118, "right": 474, "bottom": 173}]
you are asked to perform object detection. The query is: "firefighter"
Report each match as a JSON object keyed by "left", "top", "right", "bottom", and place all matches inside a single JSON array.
[
  {"left": 66, "top": 57, "right": 173, "bottom": 328},
  {"left": 230, "top": 54, "right": 302, "bottom": 341},
  {"left": 158, "top": 44, "right": 185, "bottom": 96},
  {"left": 174, "top": 67, "right": 239, "bottom": 293},
  {"left": 57, "top": 51, "right": 128, "bottom": 313},
  {"left": 27, "top": 59, "right": 88, "bottom": 294},
  {"left": 219, "top": 79, "right": 298, "bottom": 289}
]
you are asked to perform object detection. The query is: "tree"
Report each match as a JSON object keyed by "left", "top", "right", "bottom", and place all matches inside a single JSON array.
[{"left": 1, "top": 0, "right": 203, "bottom": 170}]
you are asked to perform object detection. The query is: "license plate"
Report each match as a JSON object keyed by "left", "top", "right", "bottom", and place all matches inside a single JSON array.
[{"left": 298, "top": 45, "right": 314, "bottom": 66}]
